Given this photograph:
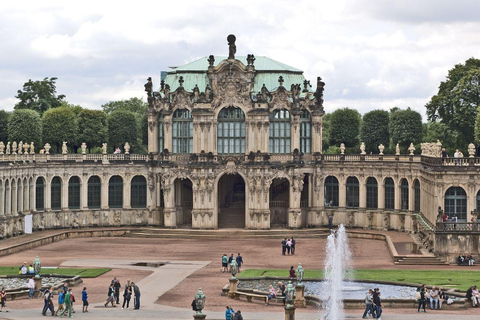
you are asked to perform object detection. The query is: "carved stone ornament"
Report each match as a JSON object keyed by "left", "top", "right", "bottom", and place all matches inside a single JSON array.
[
  {"left": 18, "top": 141, "right": 23, "bottom": 155},
  {"left": 12, "top": 141, "right": 17, "bottom": 154},
  {"left": 210, "top": 61, "right": 254, "bottom": 108},
  {"left": 408, "top": 143, "right": 415, "bottom": 155},
  {"left": 62, "top": 141, "right": 68, "bottom": 154},
  {"left": 395, "top": 143, "right": 400, "bottom": 155},
  {"left": 30, "top": 142, "right": 35, "bottom": 154},
  {"left": 0, "top": 141, "right": 4, "bottom": 154},
  {"left": 360, "top": 142, "right": 366, "bottom": 155},
  {"left": 421, "top": 141, "right": 441, "bottom": 157},
  {"left": 171, "top": 87, "right": 193, "bottom": 109},
  {"left": 81, "top": 143, "right": 87, "bottom": 154},
  {"left": 44, "top": 143, "right": 51, "bottom": 154},
  {"left": 124, "top": 142, "right": 131, "bottom": 155},
  {"left": 6, "top": 141, "right": 10, "bottom": 154},
  {"left": 468, "top": 143, "right": 476, "bottom": 157},
  {"left": 269, "top": 86, "right": 293, "bottom": 110},
  {"left": 340, "top": 143, "right": 345, "bottom": 155}
]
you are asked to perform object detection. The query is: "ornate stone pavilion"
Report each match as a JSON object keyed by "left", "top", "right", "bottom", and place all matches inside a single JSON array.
[{"left": 0, "top": 35, "right": 479, "bottom": 261}]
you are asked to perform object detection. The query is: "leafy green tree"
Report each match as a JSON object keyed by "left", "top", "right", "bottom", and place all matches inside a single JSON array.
[
  {"left": 426, "top": 58, "right": 480, "bottom": 145},
  {"left": 322, "top": 113, "right": 331, "bottom": 152},
  {"left": 107, "top": 110, "right": 138, "bottom": 152},
  {"left": 328, "top": 108, "right": 361, "bottom": 148},
  {"left": 14, "top": 77, "right": 65, "bottom": 115},
  {"left": 78, "top": 109, "right": 107, "bottom": 151},
  {"left": 101, "top": 97, "right": 147, "bottom": 115},
  {"left": 389, "top": 108, "right": 423, "bottom": 151},
  {"left": 0, "top": 110, "right": 10, "bottom": 142},
  {"left": 475, "top": 105, "right": 480, "bottom": 145},
  {"left": 42, "top": 107, "right": 78, "bottom": 153},
  {"left": 424, "top": 121, "right": 459, "bottom": 155},
  {"left": 361, "top": 110, "right": 390, "bottom": 153},
  {"left": 7, "top": 109, "right": 42, "bottom": 148}
]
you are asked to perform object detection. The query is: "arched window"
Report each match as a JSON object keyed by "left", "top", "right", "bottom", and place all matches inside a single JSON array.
[
  {"left": 51, "top": 177, "right": 62, "bottom": 210},
  {"left": 35, "top": 178, "right": 44, "bottom": 211},
  {"left": 445, "top": 187, "right": 467, "bottom": 221},
  {"left": 217, "top": 107, "right": 245, "bottom": 154},
  {"left": 366, "top": 177, "right": 378, "bottom": 209},
  {"left": 131, "top": 175, "right": 147, "bottom": 208},
  {"left": 158, "top": 113, "right": 164, "bottom": 152},
  {"left": 477, "top": 189, "right": 480, "bottom": 212},
  {"left": 88, "top": 176, "right": 101, "bottom": 209},
  {"left": 68, "top": 176, "right": 81, "bottom": 209},
  {"left": 269, "top": 109, "right": 291, "bottom": 154},
  {"left": 384, "top": 178, "right": 394, "bottom": 210},
  {"left": 414, "top": 179, "right": 421, "bottom": 212},
  {"left": 172, "top": 109, "right": 193, "bottom": 153},
  {"left": 108, "top": 176, "right": 123, "bottom": 208},
  {"left": 346, "top": 176, "right": 359, "bottom": 208},
  {"left": 324, "top": 176, "right": 339, "bottom": 207},
  {"left": 400, "top": 179, "right": 409, "bottom": 211},
  {"left": 300, "top": 110, "right": 311, "bottom": 154}
]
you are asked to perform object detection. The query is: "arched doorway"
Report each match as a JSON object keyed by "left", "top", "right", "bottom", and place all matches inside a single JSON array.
[
  {"left": 174, "top": 178, "right": 193, "bottom": 227},
  {"left": 218, "top": 174, "right": 245, "bottom": 228},
  {"left": 269, "top": 178, "right": 290, "bottom": 227}
]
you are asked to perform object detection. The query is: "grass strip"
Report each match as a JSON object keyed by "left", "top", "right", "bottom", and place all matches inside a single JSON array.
[{"left": 0, "top": 267, "right": 111, "bottom": 278}]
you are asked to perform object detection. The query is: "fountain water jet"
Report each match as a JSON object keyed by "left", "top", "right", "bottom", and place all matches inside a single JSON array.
[{"left": 321, "top": 224, "right": 351, "bottom": 320}]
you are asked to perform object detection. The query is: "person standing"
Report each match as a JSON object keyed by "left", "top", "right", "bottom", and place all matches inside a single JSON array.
[
  {"left": 374, "top": 289, "right": 382, "bottom": 319},
  {"left": 55, "top": 290, "right": 65, "bottom": 316},
  {"left": 225, "top": 305, "right": 234, "bottom": 320},
  {"left": 60, "top": 288, "right": 73, "bottom": 318},
  {"left": 286, "top": 239, "right": 292, "bottom": 255},
  {"left": 228, "top": 254, "right": 235, "bottom": 272},
  {"left": 0, "top": 287, "right": 8, "bottom": 313},
  {"left": 113, "top": 277, "right": 121, "bottom": 304},
  {"left": 27, "top": 277, "right": 35, "bottom": 298},
  {"left": 222, "top": 254, "right": 228, "bottom": 272},
  {"left": 233, "top": 310, "right": 243, "bottom": 320},
  {"left": 236, "top": 253, "right": 243, "bottom": 273},
  {"left": 122, "top": 281, "right": 132, "bottom": 309},
  {"left": 82, "top": 287, "right": 89, "bottom": 313},
  {"left": 105, "top": 282, "right": 116, "bottom": 307},
  {"left": 281, "top": 238, "right": 287, "bottom": 255},
  {"left": 133, "top": 282, "right": 141, "bottom": 310},
  {"left": 362, "top": 289, "right": 374, "bottom": 319},
  {"left": 417, "top": 286, "right": 427, "bottom": 313},
  {"left": 291, "top": 237, "right": 296, "bottom": 255}
]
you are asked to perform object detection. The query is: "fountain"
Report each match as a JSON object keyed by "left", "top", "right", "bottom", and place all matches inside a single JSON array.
[{"left": 321, "top": 224, "right": 351, "bottom": 320}]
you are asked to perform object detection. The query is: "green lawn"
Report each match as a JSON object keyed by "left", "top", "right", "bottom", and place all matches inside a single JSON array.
[
  {"left": 239, "top": 269, "right": 480, "bottom": 291},
  {"left": 0, "top": 267, "right": 111, "bottom": 278}
]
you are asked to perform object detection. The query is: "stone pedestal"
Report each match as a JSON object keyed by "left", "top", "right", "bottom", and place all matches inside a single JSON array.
[
  {"left": 294, "top": 285, "right": 306, "bottom": 308},
  {"left": 228, "top": 278, "right": 238, "bottom": 298},
  {"left": 34, "top": 277, "right": 42, "bottom": 298},
  {"left": 193, "top": 313, "right": 207, "bottom": 320},
  {"left": 285, "top": 306, "right": 296, "bottom": 320}
]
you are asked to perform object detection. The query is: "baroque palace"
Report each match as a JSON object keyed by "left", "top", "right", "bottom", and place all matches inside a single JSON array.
[{"left": 0, "top": 35, "right": 479, "bottom": 262}]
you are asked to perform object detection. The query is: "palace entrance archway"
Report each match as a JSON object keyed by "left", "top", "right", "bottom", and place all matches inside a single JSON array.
[{"left": 218, "top": 174, "right": 245, "bottom": 228}]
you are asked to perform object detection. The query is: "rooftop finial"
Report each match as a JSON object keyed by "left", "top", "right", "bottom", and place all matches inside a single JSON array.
[{"left": 227, "top": 34, "right": 236, "bottom": 59}]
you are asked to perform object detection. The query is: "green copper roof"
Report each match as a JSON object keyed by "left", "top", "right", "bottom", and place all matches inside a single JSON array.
[{"left": 163, "top": 56, "right": 308, "bottom": 94}]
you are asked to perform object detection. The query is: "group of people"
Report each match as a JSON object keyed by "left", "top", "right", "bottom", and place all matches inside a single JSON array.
[
  {"left": 281, "top": 238, "right": 296, "bottom": 255},
  {"left": 362, "top": 288, "right": 382, "bottom": 319},
  {"left": 224, "top": 305, "right": 243, "bottom": 320},
  {"left": 105, "top": 277, "right": 141, "bottom": 310},
  {"left": 42, "top": 282, "right": 87, "bottom": 317},
  {"left": 265, "top": 281, "right": 289, "bottom": 306},
  {"left": 19, "top": 262, "right": 35, "bottom": 275},
  {"left": 221, "top": 253, "right": 244, "bottom": 273},
  {"left": 466, "top": 285, "right": 480, "bottom": 307},
  {"left": 416, "top": 285, "right": 449, "bottom": 312},
  {"left": 457, "top": 254, "right": 476, "bottom": 266}
]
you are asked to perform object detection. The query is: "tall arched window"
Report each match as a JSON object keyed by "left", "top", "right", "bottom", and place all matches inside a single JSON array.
[
  {"left": 445, "top": 187, "right": 467, "bottom": 221},
  {"left": 414, "top": 179, "right": 421, "bottom": 212},
  {"left": 366, "top": 177, "right": 378, "bottom": 209},
  {"left": 300, "top": 110, "right": 311, "bottom": 154},
  {"left": 51, "top": 177, "right": 62, "bottom": 210},
  {"left": 131, "top": 175, "right": 147, "bottom": 208},
  {"left": 35, "top": 178, "right": 45, "bottom": 211},
  {"left": 88, "top": 176, "right": 101, "bottom": 209},
  {"left": 158, "top": 113, "right": 164, "bottom": 152},
  {"left": 108, "top": 176, "right": 123, "bottom": 208},
  {"left": 269, "top": 109, "right": 291, "bottom": 154},
  {"left": 400, "top": 179, "right": 409, "bottom": 211},
  {"left": 324, "top": 176, "right": 339, "bottom": 207},
  {"left": 384, "top": 178, "right": 395, "bottom": 210},
  {"left": 217, "top": 107, "right": 245, "bottom": 154},
  {"left": 172, "top": 109, "right": 193, "bottom": 153},
  {"left": 68, "top": 176, "right": 81, "bottom": 209},
  {"left": 346, "top": 176, "right": 359, "bottom": 208}
]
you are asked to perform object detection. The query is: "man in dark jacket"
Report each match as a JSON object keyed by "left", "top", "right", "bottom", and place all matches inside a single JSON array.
[
  {"left": 281, "top": 238, "right": 287, "bottom": 255},
  {"left": 236, "top": 253, "right": 243, "bottom": 273},
  {"left": 113, "top": 277, "right": 121, "bottom": 304},
  {"left": 132, "top": 282, "right": 141, "bottom": 310}
]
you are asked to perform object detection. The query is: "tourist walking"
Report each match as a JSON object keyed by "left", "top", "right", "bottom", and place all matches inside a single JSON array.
[
  {"left": 113, "top": 277, "right": 121, "bottom": 304},
  {"left": 373, "top": 289, "right": 382, "bottom": 319},
  {"left": 60, "top": 288, "right": 73, "bottom": 318},
  {"left": 105, "top": 282, "right": 116, "bottom": 307},
  {"left": 222, "top": 254, "right": 228, "bottom": 272},
  {"left": 417, "top": 286, "right": 427, "bottom": 312},
  {"left": 225, "top": 305, "right": 235, "bottom": 320},
  {"left": 228, "top": 254, "right": 235, "bottom": 271},
  {"left": 236, "top": 253, "right": 243, "bottom": 273},
  {"left": 291, "top": 237, "right": 296, "bottom": 254},
  {"left": 362, "top": 289, "right": 374, "bottom": 318},
  {"left": 27, "top": 277, "right": 35, "bottom": 298},
  {"left": 55, "top": 290, "right": 65, "bottom": 316},
  {"left": 82, "top": 287, "right": 89, "bottom": 313},
  {"left": 0, "top": 287, "right": 8, "bottom": 313},
  {"left": 281, "top": 238, "right": 287, "bottom": 255},
  {"left": 70, "top": 289, "right": 76, "bottom": 313},
  {"left": 42, "top": 286, "right": 54, "bottom": 316},
  {"left": 133, "top": 282, "right": 141, "bottom": 310},
  {"left": 122, "top": 281, "right": 132, "bottom": 309}
]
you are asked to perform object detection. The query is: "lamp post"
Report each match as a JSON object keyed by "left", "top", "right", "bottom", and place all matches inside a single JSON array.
[
  {"left": 228, "top": 260, "right": 239, "bottom": 298},
  {"left": 285, "top": 281, "right": 296, "bottom": 320},
  {"left": 193, "top": 287, "right": 206, "bottom": 320}
]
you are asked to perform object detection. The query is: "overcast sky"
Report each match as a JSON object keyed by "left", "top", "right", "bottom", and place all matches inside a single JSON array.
[{"left": 1, "top": 0, "right": 479, "bottom": 119}]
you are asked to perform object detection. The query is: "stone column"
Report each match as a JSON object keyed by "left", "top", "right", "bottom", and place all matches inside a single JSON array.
[
  {"left": 5, "top": 182, "right": 11, "bottom": 215},
  {"left": 11, "top": 181, "right": 17, "bottom": 215},
  {"left": 147, "top": 113, "right": 159, "bottom": 154},
  {"left": 359, "top": 180, "right": 366, "bottom": 209},
  {"left": 339, "top": 177, "right": 346, "bottom": 208},
  {"left": 294, "top": 285, "right": 306, "bottom": 307},
  {"left": 394, "top": 181, "right": 401, "bottom": 211},
  {"left": 45, "top": 177, "right": 51, "bottom": 211},
  {"left": 378, "top": 182, "right": 385, "bottom": 210},
  {"left": 81, "top": 179, "right": 88, "bottom": 210},
  {"left": 101, "top": 178, "right": 108, "bottom": 210},
  {"left": 285, "top": 305, "right": 296, "bottom": 320},
  {"left": 311, "top": 116, "right": 323, "bottom": 153},
  {"left": 163, "top": 179, "right": 177, "bottom": 228},
  {"left": 34, "top": 277, "right": 42, "bottom": 298},
  {"left": 228, "top": 278, "right": 238, "bottom": 298},
  {"left": 163, "top": 119, "right": 172, "bottom": 153},
  {"left": 123, "top": 178, "right": 131, "bottom": 209},
  {"left": 18, "top": 180, "right": 23, "bottom": 213},
  {"left": 291, "top": 117, "right": 300, "bottom": 152},
  {"left": 409, "top": 180, "right": 415, "bottom": 212},
  {"left": 30, "top": 179, "right": 35, "bottom": 211},
  {"left": 23, "top": 181, "right": 29, "bottom": 213},
  {"left": 467, "top": 183, "right": 476, "bottom": 222},
  {"left": 62, "top": 178, "right": 68, "bottom": 210},
  {"left": 0, "top": 182, "right": 4, "bottom": 216}
]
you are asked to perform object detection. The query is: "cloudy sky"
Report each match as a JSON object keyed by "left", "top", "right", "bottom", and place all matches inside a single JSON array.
[{"left": 1, "top": 0, "right": 479, "bottom": 119}]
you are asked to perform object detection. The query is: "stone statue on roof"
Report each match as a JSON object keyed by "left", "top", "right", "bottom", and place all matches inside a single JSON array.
[
  {"left": 145, "top": 77, "right": 153, "bottom": 97},
  {"left": 227, "top": 34, "right": 236, "bottom": 59}
]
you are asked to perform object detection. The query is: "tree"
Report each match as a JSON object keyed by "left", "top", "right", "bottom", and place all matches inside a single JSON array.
[
  {"left": 77, "top": 109, "right": 107, "bottom": 151},
  {"left": 0, "top": 110, "right": 10, "bottom": 142},
  {"left": 101, "top": 97, "right": 147, "bottom": 115},
  {"left": 322, "top": 113, "right": 332, "bottom": 151},
  {"left": 424, "top": 122, "right": 459, "bottom": 155},
  {"left": 107, "top": 110, "right": 138, "bottom": 152},
  {"left": 7, "top": 109, "right": 42, "bottom": 148},
  {"left": 361, "top": 110, "right": 390, "bottom": 153},
  {"left": 426, "top": 58, "right": 480, "bottom": 145},
  {"left": 42, "top": 107, "right": 78, "bottom": 153},
  {"left": 389, "top": 108, "right": 423, "bottom": 151},
  {"left": 328, "top": 108, "right": 361, "bottom": 148},
  {"left": 14, "top": 77, "right": 65, "bottom": 115}
]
